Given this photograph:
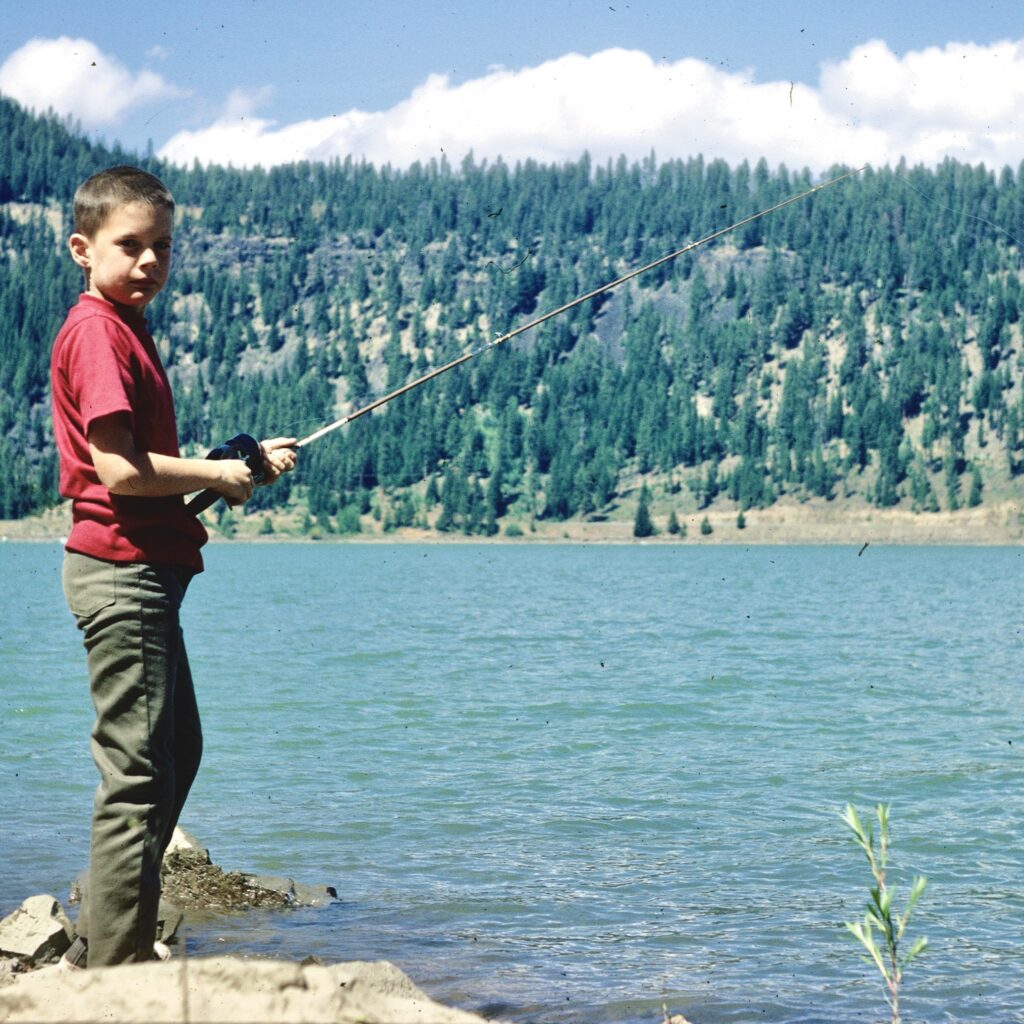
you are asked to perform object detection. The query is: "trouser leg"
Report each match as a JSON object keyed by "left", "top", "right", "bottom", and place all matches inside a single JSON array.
[
  {"left": 161, "top": 638, "right": 202, "bottom": 855},
  {"left": 63, "top": 554, "right": 200, "bottom": 967}
]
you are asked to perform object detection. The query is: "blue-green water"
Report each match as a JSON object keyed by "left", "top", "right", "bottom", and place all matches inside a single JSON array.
[{"left": 2, "top": 541, "right": 1022, "bottom": 1023}]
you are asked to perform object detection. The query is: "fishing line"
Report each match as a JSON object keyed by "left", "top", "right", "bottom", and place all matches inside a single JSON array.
[{"left": 891, "top": 170, "right": 1024, "bottom": 252}]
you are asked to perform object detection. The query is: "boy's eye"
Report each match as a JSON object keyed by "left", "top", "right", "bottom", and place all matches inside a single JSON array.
[{"left": 117, "top": 238, "right": 172, "bottom": 253}]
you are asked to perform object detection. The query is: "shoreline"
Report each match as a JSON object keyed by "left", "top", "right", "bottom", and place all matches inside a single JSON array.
[
  {"left": 0, "top": 833, "right": 488, "bottom": 1024},
  {"left": 3, "top": 499, "right": 1022, "bottom": 546}
]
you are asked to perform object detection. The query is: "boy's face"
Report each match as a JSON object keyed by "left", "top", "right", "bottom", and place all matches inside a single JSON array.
[{"left": 69, "top": 201, "right": 173, "bottom": 314}]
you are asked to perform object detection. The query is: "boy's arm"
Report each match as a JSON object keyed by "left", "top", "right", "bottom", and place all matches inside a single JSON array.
[{"left": 88, "top": 413, "right": 255, "bottom": 503}]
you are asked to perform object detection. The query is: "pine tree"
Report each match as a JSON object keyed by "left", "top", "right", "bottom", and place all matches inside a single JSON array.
[
  {"left": 633, "top": 484, "right": 655, "bottom": 538},
  {"left": 968, "top": 464, "right": 983, "bottom": 507}
]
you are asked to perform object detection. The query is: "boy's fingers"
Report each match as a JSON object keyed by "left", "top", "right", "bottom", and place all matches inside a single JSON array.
[
  {"left": 267, "top": 451, "right": 297, "bottom": 470},
  {"left": 260, "top": 437, "right": 298, "bottom": 451},
  {"left": 258, "top": 439, "right": 298, "bottom": 478},
  {"left": 256, "top": 446, "right": 296, "bottom": 487}
]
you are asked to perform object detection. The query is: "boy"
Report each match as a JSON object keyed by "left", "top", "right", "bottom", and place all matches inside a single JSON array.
[{"left": 50, "top": 165, "right": 296, "bottom": 967}]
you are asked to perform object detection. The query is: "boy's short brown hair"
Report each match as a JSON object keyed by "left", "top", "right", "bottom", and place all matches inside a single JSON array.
[{"left": 73, "top": 166, "right": 175, "bottom": 237}]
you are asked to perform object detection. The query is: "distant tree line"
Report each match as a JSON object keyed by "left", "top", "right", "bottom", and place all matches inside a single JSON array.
[{"left": 1, "top": 94, "right": 1022, "bottom": 529}]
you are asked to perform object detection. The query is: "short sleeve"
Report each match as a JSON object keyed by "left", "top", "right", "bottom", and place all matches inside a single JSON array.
[{"left": 61, "top": 317, "right": 135, "bottom": 435}]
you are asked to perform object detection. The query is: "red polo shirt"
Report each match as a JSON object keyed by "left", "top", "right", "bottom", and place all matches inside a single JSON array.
[{"left": 50, "top": 294, "right": 207, "bottom": 570}]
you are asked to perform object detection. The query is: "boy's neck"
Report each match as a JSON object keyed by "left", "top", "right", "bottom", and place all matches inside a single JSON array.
[{"left": 86, "top": 285, "right": 149, "bottom": 329}]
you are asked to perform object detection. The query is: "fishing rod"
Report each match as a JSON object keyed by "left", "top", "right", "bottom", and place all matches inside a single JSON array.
[{"left": 187, "top": 165, "right": 862, "bottom": 515}]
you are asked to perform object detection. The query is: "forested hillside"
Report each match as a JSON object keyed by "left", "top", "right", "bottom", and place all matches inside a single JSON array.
[{"left": 2, "top": 95, "right": 1022, "bottom": 535}]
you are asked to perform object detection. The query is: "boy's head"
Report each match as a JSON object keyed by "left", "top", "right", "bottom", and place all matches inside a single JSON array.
[
  {"left": 69, "top": 166, "right": 175, "bottom": 315},
  {"left": 73, "top": 166, "right": 174, "bottom": 238}
]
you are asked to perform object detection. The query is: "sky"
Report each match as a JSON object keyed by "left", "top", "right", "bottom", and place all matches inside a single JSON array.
[{"left": 1, "top": 0, "right": 1023, "bottom": 173}]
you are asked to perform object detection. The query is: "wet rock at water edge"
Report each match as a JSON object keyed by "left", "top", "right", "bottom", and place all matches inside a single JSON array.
[{"left": 158, "top": 827, "right": 339, "bottom": 915}]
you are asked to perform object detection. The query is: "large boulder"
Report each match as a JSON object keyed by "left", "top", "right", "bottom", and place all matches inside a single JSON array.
[
  {"left": 0, "top": 896, "right": 72, "bottom": 965},
  {"left": 0, "top": 956, "right": 488, "bottom": 1023}
]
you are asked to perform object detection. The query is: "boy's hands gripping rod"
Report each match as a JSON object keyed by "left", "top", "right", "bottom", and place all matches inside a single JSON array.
[
  {"left": 186, "top": 435, "right": 264, "bottom": 514},
  {"left": 187, "top": 167, "right": 861, "bottom": 516},
  {"left": 185, "top": 435, "right": 297, "bottom": 513}
]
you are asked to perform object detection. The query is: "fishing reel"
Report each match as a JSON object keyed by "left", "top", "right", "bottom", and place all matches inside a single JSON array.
[{"left": 185, "top": 433, "right": 264, "bottom": 515}]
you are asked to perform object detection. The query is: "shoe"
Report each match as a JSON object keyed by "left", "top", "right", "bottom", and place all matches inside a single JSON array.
[
  {"left": 58, "top": 936, "right": 88, "bottom": 973},
  {"left": 57, "top": 936, "right": 172, "bottom": 971}
]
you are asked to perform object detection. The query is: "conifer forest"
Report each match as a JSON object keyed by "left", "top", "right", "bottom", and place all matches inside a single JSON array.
[{"left": 2, "top": 95, "right": 1023, "bottom": 534}]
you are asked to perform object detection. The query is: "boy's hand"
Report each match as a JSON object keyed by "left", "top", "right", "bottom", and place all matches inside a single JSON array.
[
  {"left": 259, "top": 437, "right": 298, "bottom": 484},
  {"left": 214, "top": 459, "right": 256, "bottom": 505}
]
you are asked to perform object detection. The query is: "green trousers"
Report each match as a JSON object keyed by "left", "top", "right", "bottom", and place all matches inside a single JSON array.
[{"left": 63, "top": 552, "right": 202, "bottom": 966}]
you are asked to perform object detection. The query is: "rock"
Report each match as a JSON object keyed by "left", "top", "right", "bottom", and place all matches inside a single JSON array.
[
  {"left": 155, "top": 902, "right": 184, "bottom": 945},
  {"left": 165, "top": 826, "right": 211, "bottom": 863},
  {"left": 0, "top": 896, "right": 73, "bottom": 965},
  {"left": 54, "top": 827, "right": 337, "bottom": 953},
  {"left": 662, "top": 1011, "right": 696, "bottom": 1024},
  {"left": 158, "top": 829, "right": 338, "bottom": 916},
  {"left": 0, "top": 958, "right": 22, "bottom": 989},
  {"left": 238, "top": 874, "right": 340, "bottom": 908},
  {"left": 160, "top": 851, "right": 292, "bottom": 913},
  {"left": 0, "top": 956, "right": 489, "bottom": 1023}
]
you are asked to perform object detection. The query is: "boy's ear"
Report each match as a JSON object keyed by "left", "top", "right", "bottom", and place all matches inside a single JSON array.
[{"left": 68, "top": 233, "right": 91, "bottom": 270}]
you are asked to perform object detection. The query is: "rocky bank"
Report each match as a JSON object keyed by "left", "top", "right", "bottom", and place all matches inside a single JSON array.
[{"left": 0, "top": 830, "right": 489, "bottom": 1024}]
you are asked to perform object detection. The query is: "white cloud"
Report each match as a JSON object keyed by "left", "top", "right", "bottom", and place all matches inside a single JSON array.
[
  {"left": 820, "top": 38, "right": 1024, "bottom": 166},
  {"left": 157, "top": 41, "right": 1024, "bottom": 172},
  {"left": 6, "top": 34, "right": 1023, "bottom": 171},
  {"left": 0, "top": 36, "right": 182, "bottom": 128}
]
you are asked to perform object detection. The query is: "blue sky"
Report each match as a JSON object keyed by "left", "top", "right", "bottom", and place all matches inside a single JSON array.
[{"left": 2, "top": 1, "right": 1023, "bottom": 170}]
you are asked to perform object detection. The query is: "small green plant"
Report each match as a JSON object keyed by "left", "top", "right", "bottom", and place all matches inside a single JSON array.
[{"left": 842, "top": 803, "right": 928, "bottom": 1024}]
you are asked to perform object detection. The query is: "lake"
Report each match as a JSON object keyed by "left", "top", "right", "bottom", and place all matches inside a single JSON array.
[{"left": 1, "top": 540, "right": 1021, "bottom": 1023}]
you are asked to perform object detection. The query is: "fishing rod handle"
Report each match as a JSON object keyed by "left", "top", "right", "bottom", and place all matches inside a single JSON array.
[{"left": 186, "top": 433, "right": 264, "bottom": 515}]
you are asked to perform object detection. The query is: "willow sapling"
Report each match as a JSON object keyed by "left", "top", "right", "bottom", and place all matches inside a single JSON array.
[{"left": 841, "top": 803, "right": 928, "bottom": 1024}]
